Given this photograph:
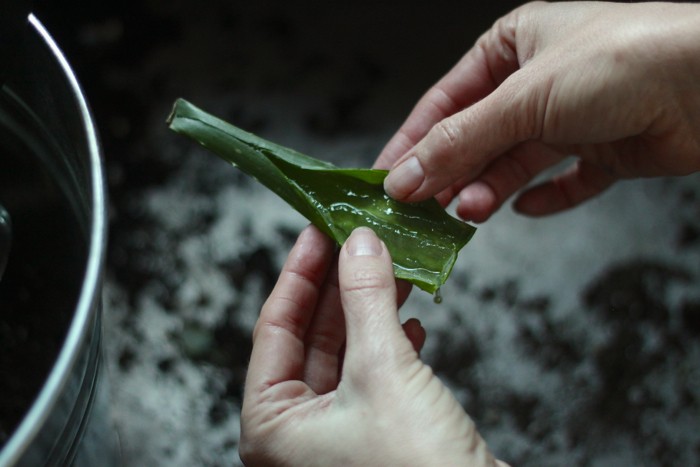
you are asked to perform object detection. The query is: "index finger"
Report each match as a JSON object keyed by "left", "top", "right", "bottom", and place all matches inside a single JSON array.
[
  {"left": 244, "top": 225, "right": 336, "bottom": 398},
  {"left": 373, "top": 9, "right": 521, "bottom": 171}
]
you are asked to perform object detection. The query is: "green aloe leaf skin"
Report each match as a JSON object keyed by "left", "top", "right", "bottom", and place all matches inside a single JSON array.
[{"left": 167, "top": 98, "right": 476, "bottom": 294}]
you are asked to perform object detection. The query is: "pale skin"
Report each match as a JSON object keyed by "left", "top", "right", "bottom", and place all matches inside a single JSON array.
[
  {"left": 241, "top": 1, "right": 700, "bottom": 465},
  {"left": 240, "top": 226, "right": 507, "bottom": 466},
  {"left": 379, "top": 1, "right": 700, "bottom": 221}
]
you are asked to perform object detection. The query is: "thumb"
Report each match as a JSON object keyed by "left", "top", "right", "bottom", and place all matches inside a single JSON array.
[
  {"left": 383, "top": 74, "right": 535, "bottom": 203},
  {"left": 338, "top": 228, "right": 415, "bottom": 378}
]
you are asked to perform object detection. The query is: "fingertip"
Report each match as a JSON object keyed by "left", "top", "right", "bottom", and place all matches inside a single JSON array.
[
  {"left": 403, "top": 318, "right": 427, "bottom": 354},
  {"left": 297, "top": 223, "right": 332, "bottom": 248},
  {"left": 456, "top": 181, "right": 498, "bottom": 222},
  {"left": 383, "top": 156, "right": 425, "bottom": 200},
  {"left": 345, "top": 227, "right": 384, "bottom": 257},
  {"left": 339, "top": 228, "right": 394, "bottom": 294},
  {"left": 290, "top": 224, "right": 335, "bottom": 268}
]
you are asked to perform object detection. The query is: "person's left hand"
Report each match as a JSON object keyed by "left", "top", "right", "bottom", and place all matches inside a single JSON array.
[{"left": 240, "top": 225, "right": 506, "bottom": 466}]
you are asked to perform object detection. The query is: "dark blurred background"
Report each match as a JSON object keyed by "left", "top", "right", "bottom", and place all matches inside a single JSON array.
[
  {"left": 26, "top": 2, "right": 700, "bottom": 466},
  {"left": 32, "top": 0, "right": 524, "bottom": 293}
]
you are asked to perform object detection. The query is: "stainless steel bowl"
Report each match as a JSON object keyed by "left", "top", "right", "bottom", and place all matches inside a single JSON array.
[{"left": 0, "top": 14, "right": 116, "bottom": 466}]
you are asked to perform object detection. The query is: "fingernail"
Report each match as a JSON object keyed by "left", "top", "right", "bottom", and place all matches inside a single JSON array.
[
  {"left": 384, "top": 156, "right": 424, "bottom": 199},
  {"left": 347, "top": 227, "right": 382, "bottom": 257}
]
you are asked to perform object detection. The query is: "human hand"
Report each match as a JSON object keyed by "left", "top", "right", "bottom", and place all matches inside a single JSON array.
[
  {"left": 240, "top": 226, "right": 506, "bottom": 466},
  {"left": 377, "top": 1, "right": 700, "bottom": 221}
]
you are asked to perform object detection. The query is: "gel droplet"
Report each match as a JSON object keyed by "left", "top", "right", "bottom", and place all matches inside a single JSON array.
[
  {"left": 433, "top": 288, "right": 442, "bottom": 304},
  {"left": 0, "top": 204, "right": 11, "bottom": 282}
]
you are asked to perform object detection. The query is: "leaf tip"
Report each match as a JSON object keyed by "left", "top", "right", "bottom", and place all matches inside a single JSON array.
[{"left": 166, "top": 98, "right": 188, "bottom": 128}]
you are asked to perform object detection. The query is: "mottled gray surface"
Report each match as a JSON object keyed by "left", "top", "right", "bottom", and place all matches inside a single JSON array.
[{"left": 35, "top": 1, "right": 700, "bottom": 465}]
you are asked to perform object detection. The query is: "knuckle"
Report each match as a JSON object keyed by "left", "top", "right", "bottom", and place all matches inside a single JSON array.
[
  {"left": 434, "top": 118, "right": 462, "bottom": 150},
  {"left": 344, "top": 267, "right": 390, "bottom": 293}
]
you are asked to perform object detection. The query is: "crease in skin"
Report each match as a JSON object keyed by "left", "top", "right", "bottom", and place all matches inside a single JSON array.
[
  {"left": 434, "top": 117, "right": 463, "bottom": 152},
  {"left": 491, "top": 14, "right": 521, "bottom": 76}
]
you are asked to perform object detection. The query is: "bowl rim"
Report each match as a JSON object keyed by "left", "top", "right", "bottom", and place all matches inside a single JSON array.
[{"left": 0, "top": 14, "right": 107, "bottom": 466}]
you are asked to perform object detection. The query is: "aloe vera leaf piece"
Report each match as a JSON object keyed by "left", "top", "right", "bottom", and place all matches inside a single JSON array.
[{"left": 167, "top": 98, "right": 476, "bottom": 294}]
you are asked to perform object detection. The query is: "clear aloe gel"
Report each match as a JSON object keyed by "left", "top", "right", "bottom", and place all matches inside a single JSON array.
[{"left": 168, "top": 98, "right": 476, "bottom": 294}]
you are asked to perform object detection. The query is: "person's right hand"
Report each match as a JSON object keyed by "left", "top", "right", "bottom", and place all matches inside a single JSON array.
[
  {"left": 240, "top": 226, "right": 507, "bottom": 466},
  {"left": 377, "top": 1, "right": 700, "bottom": 222}
]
